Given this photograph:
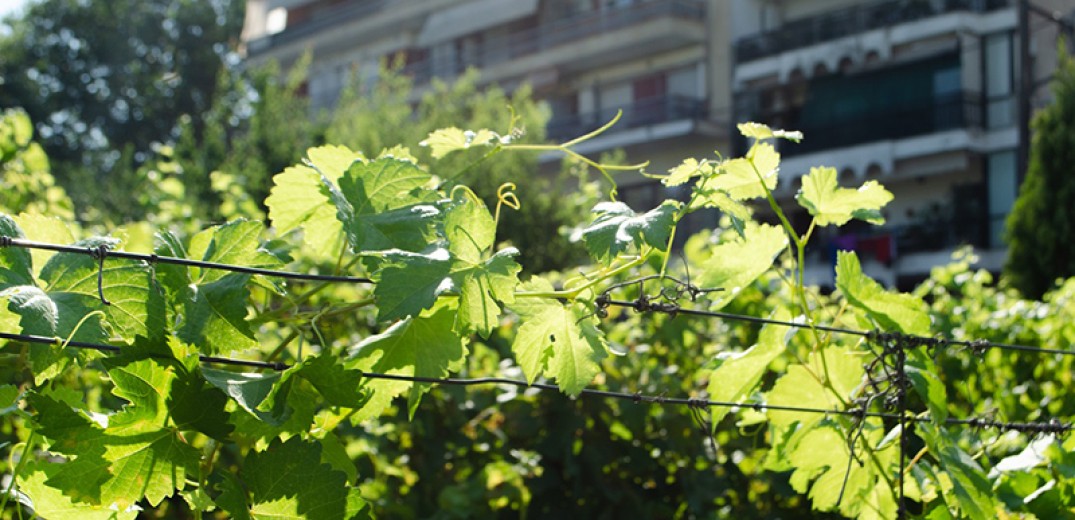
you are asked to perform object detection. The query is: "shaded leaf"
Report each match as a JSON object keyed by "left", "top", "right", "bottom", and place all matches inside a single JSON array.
[
  {"left": 346, "top": 304, "right": 467, "bottom": 420},
  {"left": 579, "top": 201, "right": 679, "bottom": 262}
]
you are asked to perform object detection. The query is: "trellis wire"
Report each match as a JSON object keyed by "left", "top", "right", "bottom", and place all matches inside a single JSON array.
[
  {"left": 0, "top": 236, "right": 373, "bottom": 284},
  {"left": 0, "top": 330, "right": 1068, "bottom": 437}
]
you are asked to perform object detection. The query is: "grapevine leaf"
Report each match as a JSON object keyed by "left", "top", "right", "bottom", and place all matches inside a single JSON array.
[
  {"left": 13, "top": 213, "right": 74, "bottom": 279},
  {"left": 333, "top": 157, "right": 439, "bottom": 253},
  {"left": 266, "top": 145, "right": 362, "bottom": 260},
  {"left": 29, "top": 360, "right": 200, "bottom": 509},
  {"left": 579, "top": 201, "right": 679, "bottom": 262},
  {"left": 186, "top": 220, "right": 283, "bottom": 284},
  {"left": 372, "top": 248, "right": 453, "bottom": 322},
  {"left": 766, "top": 346, "right": 863, "bottom": 431},
  {"left": 168, "top": 370, "right": 234, "bottom": 441},
  {"left": 0, "top": 296, "right": 18, "bottom": 349},
  {"left": 835, "top": 251, "right": 930, "bottom": 335},
  {"left": 509, "top": 278, "right": 607, "bottom": 396},
  {"left": 0, "top": 384, "right": 19, "bottom": 416},
  {"left": 784, "top": 421, "right": 896, "bottom": 517},
  {"left": 506, "top": 277, "right": 558, "bottom": 381},
  {"left": 420, "top": 127, "right": 500, "bottom": 159},
  {"left": 346, "top": 304, "right": 467, "bottom": 420},
  {"left": 202, "top": 368, "right": 292, "bottom": 426},
  {"left": 444, "top": 191, "right": 496, "bottom": 264},
  {"left": 710, "top": 142, "right": 780, "bottom": 200},
  {"left": 452, "top": 248, "right": 521, "bottom": 338},
  {"left": 797, "top": 166, "right": 893, "bottom": 226},
  {"left": 240, "top": 437, "right": 352, "bottom": 520},
  {"left": 906, "top": 351, "right": 948, "bottom": 422},
  {"left": 214, "top": 471, "right": 253, "bottom": 520},
  {"left": 40, "top": 236, "right": 167, "bottom": 342},
  {"left": 2, "top": 284, "right": 105, "bottom": 383},
  {"left": 698, "top": 223, "right": 788, "bottom": 309},
  {"left": 318, "top": 431, "right": 359, "bottom": 484},
  {"left": 690, "top": 188, "right": 752, "bottom": 223},
  {"left": 707, "top": 308, "right": 793, "bottom": 426},
  {"left": 0, "top": 213, "right": 34, "bottom": 289},
  {"left": 176, "top": 274, "right": 258, "bottom": 355},
  {"left": 292, "top": 353, "right": 370, "bottom": 408},
  {"left": 17, "top": 461, "right": 138, "bottom": 520},
  {"left": 737, "top": 122, "right": 803, "bottom": 142},
  {"left": 663, "top": 157, "right": 712, "bottom": 187},
  {"left": 919, "top": 422, "right": 1000, "bottom": 520}
]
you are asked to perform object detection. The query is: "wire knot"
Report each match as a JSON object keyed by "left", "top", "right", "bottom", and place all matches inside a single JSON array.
[
  {"left": 0, "top": 236, "right": 11, "bottom": 248},
  {"left": 89, "top": 244, "right": 111, "bottom": 306}
]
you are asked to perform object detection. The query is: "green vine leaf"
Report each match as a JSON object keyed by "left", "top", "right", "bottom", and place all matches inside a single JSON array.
[
  {"left": 797, "top": 166, "right": 893, "bottom": 226},
  {"left": 707, "top": 308, "right": 793, "bottom": 426},
  {"left": 737, "top": 122, "right": 803, "bottom": 142},
  {"left": 697, "top": 223, "right": 788, "bottom": 309},
  {"left": 17, "top": 461, "right": 138, "bottom": 520},
  {"left": 509, "top": 277, "right": 607, "bottom": 396},
  {"left": 710, "top": 142, "right": 780, "bottom": 200},
  {"left": 266, "top": 145, "right": 362, "bottom": 260},
  {"left": 346, "top": 304, "right": 467, "bottom": 420},
  {"left": 835, "top": 251, "right": 930, "bottom": 336},
  {"left": 0, "top": 213, "right": 34, "bottom": 289},
  {"left": 919, "top": 422, "right": 1000, "bottom": 520},
  {"left": 453, "top": 248, "right": 520, "bottom": 338},
  {"left": 372, "top": 248, "right": 453, "bottom": 322},
  {"left": 12, "top": 213, "right": 74, "bottom": 279},
  {"left": 578, "top": 200, "right": 679, "bottom": 263},
  {"left": 28, "top": 359, "right": 201, "bottom": 510},
  {"left": 332, "top": 157, "right": 440, "bottom": 254},
  {"left": 159, "top": 221, "right": 281, "bottom": 355},
  {"left": 662, "top": 157, "right": 713, "bottom": 187},
  {"left": 420, "top": 127, "right": 501, "bottom": 159},
  {"left": 766, "top": 346, "right": 863, "bottom": 432},
  {"left": 235, "top": 437, "right": 353, "bottom": 520}
]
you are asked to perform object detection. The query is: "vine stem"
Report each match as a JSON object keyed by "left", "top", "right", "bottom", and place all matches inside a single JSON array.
[
  {"left": 515, "top": 255, "right": 645, "bottom": 300},
  {"left": 745, "top": 144, "right": 846, "bottom": 407},
  {"left": 1, "top": 430, "right": 36, "bottom": 514}
]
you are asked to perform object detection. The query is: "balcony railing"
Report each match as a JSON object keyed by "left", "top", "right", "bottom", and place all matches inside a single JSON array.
[
  {"left": 247, "top": 0, "right": 389, "bottom": 55},
  {"left": 734, "top": 0, "right": 1012, "bottom": 62},
  {"left": 546, "top": 95, "right": 707, "bottom": 141},
  {"left": 746, "top": 91, "right": 984, "bottom": 156},
  {"left": 403, "top": 0, "right": 705, "bottom": 84}
]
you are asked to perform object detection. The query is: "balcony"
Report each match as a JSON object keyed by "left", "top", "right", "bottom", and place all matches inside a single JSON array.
[
  {"left": 546, "top": 95, "right": 708, "bottom": 142},
  {"left": 246, "top": 0, "right": 389, "bottom": 56},
  {"left": 404, "top": 0, "right": 706, "bottom": 85},
  {"left": 742, "top": 91, "right": 983, "bottom": 156},
  {"left": 734, "top": 0, "right": 1011, "bottom": 63}
]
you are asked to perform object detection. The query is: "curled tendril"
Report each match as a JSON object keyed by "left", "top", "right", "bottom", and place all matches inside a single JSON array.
[{"left": 494, "top": 182, "right": 521, "bottom": 225}]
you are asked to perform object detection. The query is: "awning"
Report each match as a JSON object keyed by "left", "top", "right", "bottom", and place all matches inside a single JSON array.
[{"left": 416, "top": 0, "right": 539, "bottom": 46}]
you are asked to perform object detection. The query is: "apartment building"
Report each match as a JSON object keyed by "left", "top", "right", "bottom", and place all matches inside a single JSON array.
[
  {"left": 730, "top": 0, "right": 1072, "bottom": 286},
  {"left": 242, "top": 0, "right": 730, "bottom": 169},
  {"left": 241, "top": 0, "right": 1073, "bottom": 287}
]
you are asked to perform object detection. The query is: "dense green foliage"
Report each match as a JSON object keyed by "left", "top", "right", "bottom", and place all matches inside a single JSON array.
[
  {"left": 2, "top": 103, "right": 1074, "bottom": 520},
  {"left": 1005, "top": 46, "right": 1075, "bottom": 299},
  {"left": 0, "top": 0, "right": 245, "bottom": 217}
]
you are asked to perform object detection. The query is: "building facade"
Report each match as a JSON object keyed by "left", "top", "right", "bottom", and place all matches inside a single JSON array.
[{"left": 241, "top": 0, "right": 1073, "bottom": 287}]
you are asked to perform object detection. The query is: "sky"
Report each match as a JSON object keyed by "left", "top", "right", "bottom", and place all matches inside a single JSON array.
[{"left": 0, "top": 0, "right": 30, "bottom": 20}]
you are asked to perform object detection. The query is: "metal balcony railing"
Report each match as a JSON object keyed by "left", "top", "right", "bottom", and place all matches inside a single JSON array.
[
  {"left": 744, "top": 91, "right": 984, "bottom": 156},
  {"left": 546, "top": 95, "right": 708, "bottom": 141},
  {"left": 734, "top": 0, "right": 1012, "bottom": 62},
  {"left": 403, "top": 0, "right": 705, "bottom": 84}
]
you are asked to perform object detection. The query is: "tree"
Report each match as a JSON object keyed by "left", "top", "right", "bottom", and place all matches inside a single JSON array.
[
  {"left": 0, "top": 0, "right": 244, "bottom": 217},
  {"left": 1005, "top": 46, "right": 1075, "bottom": 299}
]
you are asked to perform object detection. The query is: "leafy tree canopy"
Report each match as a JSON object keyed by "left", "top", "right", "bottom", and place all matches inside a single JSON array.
[{"left": 1005, "top": 45, "right": 1075, "bottom": 299}]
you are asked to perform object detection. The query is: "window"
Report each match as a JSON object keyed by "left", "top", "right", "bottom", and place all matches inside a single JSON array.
[
  {"left": 987, "top": 150, "right": 1017, "bottom": 248},
  {"left": 984, "top": 32, "right": 1015, "bottom": 128}
]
